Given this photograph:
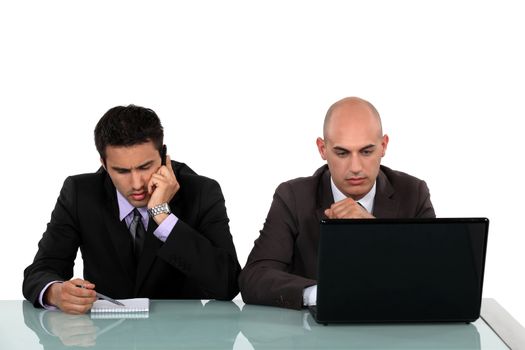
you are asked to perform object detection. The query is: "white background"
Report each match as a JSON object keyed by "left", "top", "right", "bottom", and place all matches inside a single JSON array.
[{"left": 1, "top": 0, "right": 524, "bottom": 326}]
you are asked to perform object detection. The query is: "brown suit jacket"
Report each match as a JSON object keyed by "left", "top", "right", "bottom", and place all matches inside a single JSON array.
[{"left": 239, "top": 164, "right": 435, "bottom": 309}]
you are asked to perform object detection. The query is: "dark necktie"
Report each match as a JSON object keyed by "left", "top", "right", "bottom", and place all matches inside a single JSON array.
[{"left": 130, "top": 208, "right": 146, "bottom": 261}]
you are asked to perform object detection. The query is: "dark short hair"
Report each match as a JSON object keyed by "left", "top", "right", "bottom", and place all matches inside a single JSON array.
[{"left": 94, "top": 105, "right": 164, "bottom": 161}]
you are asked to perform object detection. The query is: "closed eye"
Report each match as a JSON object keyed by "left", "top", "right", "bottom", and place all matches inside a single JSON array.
[
  {"left": 333, "top": 147, "right": 349, "bottom": 157},
  {"left": 360, "top": 145, "right": 376, "bottom": 156}
]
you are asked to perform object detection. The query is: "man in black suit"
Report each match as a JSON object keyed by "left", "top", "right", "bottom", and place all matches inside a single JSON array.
[
  {"left": 23, "top": 105, "right": 240, "bottom": 314},
  {"left": 239, "top": 97, "right": 436, "bottom": 309}
]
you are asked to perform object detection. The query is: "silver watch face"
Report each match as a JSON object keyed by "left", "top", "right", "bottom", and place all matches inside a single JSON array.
[{"left": 160, "top": 203, "right": 170, "bottom": 213}]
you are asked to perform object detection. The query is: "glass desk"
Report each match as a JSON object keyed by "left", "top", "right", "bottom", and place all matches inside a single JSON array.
[{"left": 0, "top": 298, "right": 521, "bottom": 349}]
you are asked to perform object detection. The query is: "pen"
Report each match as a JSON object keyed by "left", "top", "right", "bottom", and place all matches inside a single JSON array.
[{"left": 76, "top": 285, "right": 125, "bottom": 306}]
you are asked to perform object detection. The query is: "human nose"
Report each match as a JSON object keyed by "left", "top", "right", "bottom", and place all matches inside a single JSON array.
[
  {"left": 348, "top": 155, "right": 363, "bottom": 175},
  {"left": 130, "top": 170, "right": 144, "bottom": 190}
]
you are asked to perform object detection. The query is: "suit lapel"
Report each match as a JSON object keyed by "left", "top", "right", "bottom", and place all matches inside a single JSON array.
[
  {"left": 315, "top": 165, "right": 334, "bottom": 221},
  {"left": 372, "top": 169, "right": 399, "bottom": 218},
  {"left": 102, "top": 175, "right": 136, "bottom": 284}
]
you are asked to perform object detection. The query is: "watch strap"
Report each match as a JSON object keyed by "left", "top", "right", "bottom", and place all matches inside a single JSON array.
[{"left": 147, "top": 203, "right": 171, "bottom": 217}]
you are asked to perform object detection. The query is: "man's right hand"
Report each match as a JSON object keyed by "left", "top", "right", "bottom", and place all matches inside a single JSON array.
[
  {"left": 324, "top": 197, "right": 374, "bottom": 219},
  {"left": 44, "top": 278, "right": 97, "bottom": 314}
]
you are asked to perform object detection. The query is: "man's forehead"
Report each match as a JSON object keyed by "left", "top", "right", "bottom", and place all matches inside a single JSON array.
[
  {"left": 329, "top": 140, "right": 377, "bottom": 151},
  {"left": 327, "top": 123, "right": 381, "bottom": 146},
  {"left": 105, "top": 144, "right": 157, "bottom": 170},
  {"left": 330, "top": 108, "right": 380, "bottom": 127}
]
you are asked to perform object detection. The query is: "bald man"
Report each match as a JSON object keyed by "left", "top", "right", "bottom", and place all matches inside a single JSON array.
[{"left": 239, "top": 97, "right": 435, "bottom": 309}]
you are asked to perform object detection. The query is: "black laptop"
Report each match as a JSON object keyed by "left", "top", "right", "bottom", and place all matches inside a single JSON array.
[{"left": 309, "top": 218, "right": 489, "bottom": 324}]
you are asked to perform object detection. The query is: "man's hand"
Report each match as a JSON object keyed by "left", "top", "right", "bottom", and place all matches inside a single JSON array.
[
  {"left": 324, "top": 197, "right": 375, "bottom": 219},
  {"left": 147, "top": 155, "right": 180, "bottom": 224},
  {"left": 44, "top": 279, "right": 97, "bottom": 314}
]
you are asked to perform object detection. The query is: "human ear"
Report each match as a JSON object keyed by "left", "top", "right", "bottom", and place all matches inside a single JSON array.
[
  {"left": 316, "top": 137, "right": 327, "bottom": 160},
  {"left": 381, "top": 134, "right": 389, "bottom": 157}
]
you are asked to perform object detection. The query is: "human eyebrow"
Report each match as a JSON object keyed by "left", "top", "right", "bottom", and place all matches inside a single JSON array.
[
  {"left": 111, "top": 166, "right": 131, "bottom": 173},
  {"left": 111, "top": 160, "right": 154, "bottom": 173},
  {"left": 360, "top": 143, "right": 376, "bottom": 151}
]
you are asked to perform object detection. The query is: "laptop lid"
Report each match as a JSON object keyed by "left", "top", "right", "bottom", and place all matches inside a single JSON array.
[{"left": 312, "top": 218, "right": 489, "bottom": 324}]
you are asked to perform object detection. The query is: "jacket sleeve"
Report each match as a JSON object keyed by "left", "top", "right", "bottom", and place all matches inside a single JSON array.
[
  {"left": 239, "top": 183, "right": 316, "bottom": 310},
  {"left": 415, "top": 180, "right": 436, "bottom": 218},
  {"left": 23, "top": 177, "right": 80, "bottom": 307},
  {"left": 156, "top": 177, "right": 241, "bottom": 300}
]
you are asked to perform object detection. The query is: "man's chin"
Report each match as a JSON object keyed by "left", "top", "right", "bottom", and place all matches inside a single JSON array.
[
  {"left": 127, "top": 196, "right": 149, "bottom": 208},
  {"left": 343, "top": 185, "right": 371, "bottom": 200}
]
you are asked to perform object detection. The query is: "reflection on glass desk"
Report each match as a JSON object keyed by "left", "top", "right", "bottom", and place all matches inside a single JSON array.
[{"left": 0, "top": 299, "right": 519, "bottom": 349}]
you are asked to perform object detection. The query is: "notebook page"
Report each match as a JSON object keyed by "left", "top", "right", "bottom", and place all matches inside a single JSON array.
[{"left": 91, "top": 298, "right": 149, "bottom": 313}]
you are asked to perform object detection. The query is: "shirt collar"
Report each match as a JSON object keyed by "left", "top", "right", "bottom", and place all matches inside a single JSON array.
[{"left": 330, "top": 177, "right": 376, "bottom": 214}]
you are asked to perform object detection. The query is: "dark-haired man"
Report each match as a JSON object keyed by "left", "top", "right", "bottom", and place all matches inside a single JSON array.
[
  {"left": 24, "top": 105, "right": 240, "bottom": 314},
  {"left": 239, "top": 97, "right": 435, "bottom": 309}
]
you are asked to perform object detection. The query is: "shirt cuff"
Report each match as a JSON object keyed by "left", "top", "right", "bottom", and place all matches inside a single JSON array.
[
  {"left": 153, "top": 213, "right": 178, "bottom": 242},
  {"left": 303, "top": 285, "right": 317, "bottom": 306},
  {"left": 39, "top": 281, "right": 62, "bottom": 310}
]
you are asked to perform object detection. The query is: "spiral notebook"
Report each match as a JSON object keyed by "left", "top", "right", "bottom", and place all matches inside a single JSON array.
[{"left": 90, "top": 298, "right": 149, "bottom": 319}]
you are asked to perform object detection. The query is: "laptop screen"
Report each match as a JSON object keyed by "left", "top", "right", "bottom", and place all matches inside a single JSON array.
[{"left": 315, "top": 218, "right": 489, "bottom": 323}]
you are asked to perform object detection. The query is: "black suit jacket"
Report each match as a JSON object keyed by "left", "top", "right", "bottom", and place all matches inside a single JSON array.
[
  {"left": 23, "top": 161, "right": 240, "bottom": 306},
  {"left": 239, "top": 164, "right": 435, "bottom": 309}
]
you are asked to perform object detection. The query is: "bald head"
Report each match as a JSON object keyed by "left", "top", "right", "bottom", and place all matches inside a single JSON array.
[{"left": 323, "top": 97, "right": 383, "bottom": 139}]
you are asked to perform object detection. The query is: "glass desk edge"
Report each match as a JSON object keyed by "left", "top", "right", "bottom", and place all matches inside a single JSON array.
[{"left": 481, "top": 298, "right": 525, "bottom": 349}]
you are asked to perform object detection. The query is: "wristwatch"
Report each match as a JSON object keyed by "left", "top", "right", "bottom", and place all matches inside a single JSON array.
[{"left": 147, "top": 203, "right": 171, "bottom": 217}]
